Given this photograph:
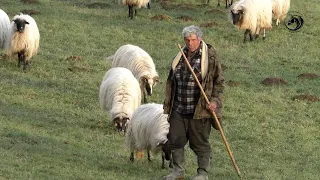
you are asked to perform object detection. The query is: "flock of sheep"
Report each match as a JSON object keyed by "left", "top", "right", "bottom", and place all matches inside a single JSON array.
[
  {"left": 0, "top": 0, "right": 291, "bottom": 169},
  {"left": 123, "top": 0, "right": 291, "bottom": 42},
  {"left": 99, "top": 44, "right": 171, "bottom": 168}
]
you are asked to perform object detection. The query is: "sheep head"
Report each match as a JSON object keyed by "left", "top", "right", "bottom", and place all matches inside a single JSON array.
[
  {"left": 140, "top": 75, "right": 159, "bottom": 96},
  {"left": 230, "top": 2, "right": 245, "bottom": 26},
  {"left": 113, "top": 117, "right": 129, "bottom": 133},
  {"left": 13, "top": 18, "right": 29, "bottom": 33}
]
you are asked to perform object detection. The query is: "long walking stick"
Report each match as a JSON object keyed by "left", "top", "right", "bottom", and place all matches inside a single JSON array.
[{"left": 177, "top": 44, "right": 242, "bottom": 178}]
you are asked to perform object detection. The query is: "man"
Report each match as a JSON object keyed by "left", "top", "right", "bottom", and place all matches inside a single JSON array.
[{"left": 163, "top": 25, "right": 225, "bottom": 180}]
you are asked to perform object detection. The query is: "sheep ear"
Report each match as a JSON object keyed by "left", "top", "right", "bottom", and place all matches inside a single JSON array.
[{"left": 139, "top": 76, "right": 147, "bottom": 84}]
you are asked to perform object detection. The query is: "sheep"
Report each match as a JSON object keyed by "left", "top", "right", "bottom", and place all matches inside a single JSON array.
[
  {"left": 126, "top": 103, "right": 172, "bottom": 169},
  {"left": 107, "top": 44, "right": 159, "bottom": 104},
  {"left": 122, "top": 0, "right": 150, "bottom": 19},
  {"left": 0, "top": 9, "right": 10, "bottom": 50},
  {"left": 272, "top": 0, "right": 290, "bottom": 26},
  {"left": 229, "top": 0, "right": 273, "bottom": 43},
  {"left": 99, "top": 67, "right": 141, "bottom": 133},
  {"left": 6, "top": 13, "right": 40, "bottom": 71}
]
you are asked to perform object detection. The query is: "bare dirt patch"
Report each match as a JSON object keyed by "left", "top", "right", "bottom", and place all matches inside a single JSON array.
[
  {"left": 205, "top": 9, "right": 225, "bottom": 14},
  {"left": 292, "top": 94, "right": 319, "bottom": 102},
  {"left": 86, "top": 3, "right": 111, "bottom": 9},
  {"left": 66, "top": 56, "right": 83, "bottom": 61},
  {"left": 21, "top": 0, "right": 38, "bottom": 4},
  {"left": 262, "top": 77, "right": 288, "bottom": 86},
  {"left": 161, "top": 2, "right": 197, "bottom": 11},
  {"left": 200, "top": 21, "right": 218, "bottom": 28},
  {"left": 20, "top": 9, "right": 40, "bottom": 15},
  {"left": 297, "top": 73, "right": 318, "bottom": 80},
  {"left": 227, "top": 80, "right": 240, "bottom": 87},
  {"left": 177, "top": 15, "right": 193, "bottom": 22},
  {"left": 151, "top": 14, "right": 172, "bottom": 21}
]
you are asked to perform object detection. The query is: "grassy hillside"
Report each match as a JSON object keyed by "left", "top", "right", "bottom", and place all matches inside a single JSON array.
[{"left": 0, "top": 0, "right": 319, "bottom": 179}]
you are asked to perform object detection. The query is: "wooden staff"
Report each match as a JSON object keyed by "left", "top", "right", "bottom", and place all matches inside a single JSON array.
[{"left": 177, "top": 43, "right": 242, "bottom": 178}]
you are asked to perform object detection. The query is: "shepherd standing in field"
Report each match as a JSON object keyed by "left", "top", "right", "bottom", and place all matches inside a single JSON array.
[{"left": 163, "top": 25, "right": 225, "bottom": 180}]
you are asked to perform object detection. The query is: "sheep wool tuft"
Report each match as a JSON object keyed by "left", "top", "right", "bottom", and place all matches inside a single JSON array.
[
  {"left": 7, "top": 13, "right": 40, "bottom": 71},
  {"left": 99, "top": 67, "right": 141, "bottom": 133}
]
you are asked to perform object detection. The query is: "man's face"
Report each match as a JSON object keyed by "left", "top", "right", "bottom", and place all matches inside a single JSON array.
[{"left": 184, "top": 34, "right": 202, "bottom": 52}]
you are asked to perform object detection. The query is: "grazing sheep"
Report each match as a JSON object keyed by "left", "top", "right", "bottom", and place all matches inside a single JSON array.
[
  {"left": 0, "top": 9, "right": 10, "bottom": 49},
  {"left": 126, "top": 103, "right": 172, "bottom": 169},
  {"left": 229, "top": 0, "right": 273, "bottom": 43},
  {"left": 99, "top": 67, "right": 141, "bottom": 133},
  {"left": 6, "top": 13, "right": 40, "bottom": 71},
  {"left": 272, "top": 0, "right": 290, "bottom": 25},
  {"left": 122, "top": 0, "right": 150, "bottom": 19},
  {"left": 107, "top": 44, "right": 159, "bottom": 104}
]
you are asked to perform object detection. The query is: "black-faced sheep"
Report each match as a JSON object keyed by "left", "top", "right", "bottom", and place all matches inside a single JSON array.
[
  {"left": 107, "top": 44, "right": 159, "bottom": 104},
  {"left": 122, "top": 0, "right": 150, "bottom": 19},
  {"left": 229, "top": 0, "right": 273, "bottom": 43},
  {"left": 272, "top": 0, "right": 290, "bottom": 26},
  {"left": 6, "top": 13, "right": 40, "bottom": 71},
  {"left": 0, "top": 9, "right": 10, "bottom": 50},
  {"left": 99, "top": 67, "right": 141, "bottom": 133},
  {"left": 126, "top": 103, "right": 172, "bottom": 169}
]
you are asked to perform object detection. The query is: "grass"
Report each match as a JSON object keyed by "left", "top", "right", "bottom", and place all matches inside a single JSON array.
[{"left": 0, "top": 0, "right": 319, "bottom": 179}]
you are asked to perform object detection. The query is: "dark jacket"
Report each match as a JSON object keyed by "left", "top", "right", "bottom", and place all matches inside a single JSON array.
[{"left": 163, "top": 43, "right": 225, "bottom": 120}]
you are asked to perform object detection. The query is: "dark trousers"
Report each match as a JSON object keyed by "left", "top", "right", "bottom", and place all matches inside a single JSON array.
[{"left": 168, "top": 110, "right": 212, "bottom": 157}]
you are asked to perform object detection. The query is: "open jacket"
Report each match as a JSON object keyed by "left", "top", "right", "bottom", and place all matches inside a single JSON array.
[{"left": 163, "top": 42, "right": 225, "bottom": 120}]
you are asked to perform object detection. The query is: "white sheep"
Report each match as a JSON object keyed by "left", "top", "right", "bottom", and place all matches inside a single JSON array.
[
  {"left": 126, "top": 103, "right": 172, "bottom": 169},
  {"left": 0, "top": 9, "right": 10, "bottom": 50},
  {"left": 107, "top": 44, "right": 159, "bottom": 104},
  {"left": 229, "top": 0, "right": 273, "bottom": 43},
  {"left": 99, "top": 67, "right": 141, "bottom": 133},
  {"left": 272, "top": 0, "right": 290, "bottom": 26},
  {"left": 122, "top": 0, "right": 150, "bottom": 19},
  {"left": 6, "top": 13, "right": 40, "bottom": 71}
]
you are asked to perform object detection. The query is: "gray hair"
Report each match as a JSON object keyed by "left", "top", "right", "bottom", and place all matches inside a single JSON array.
[{"left": 182, "top": 25, "right": 203, "bottom": 39}]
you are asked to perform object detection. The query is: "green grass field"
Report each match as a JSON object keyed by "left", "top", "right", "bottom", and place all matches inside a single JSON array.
[{"left": 0, "top": 0, "right": 319, "bottom": 179}]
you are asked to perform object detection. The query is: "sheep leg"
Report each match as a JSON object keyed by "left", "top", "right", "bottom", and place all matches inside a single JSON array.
[
  {"left": 262, "top": 29, "right": 266, "bottom": 40},
  {"left": 244, "top": 29, "right": 251, "bottom": 43},
  {"left": 169, "top": 158, "right": 173, "bottom": 168},
  {"left": 147, "top": 150, "right": 152, "bottom": 162},
  {"left": 128, "top": 5, "right": 133, "bottom": 19},
  {"left": 161, "top": 152, "right": 165, "bottom": 169},
  {"left": 18, "top": 52, "right": 25, "bottom": 67},
  {"left": 217, "top": 0, "right": 220, "bottom": 7},
  {"left": 147, "top": 2, "right": 150, "bottom": 9},
  {"left": 130, "top": 152, "right": 135, "bottom": 162}
]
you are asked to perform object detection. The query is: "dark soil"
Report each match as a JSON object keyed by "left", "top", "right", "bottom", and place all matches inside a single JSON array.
[
  {"left": 21, "top": 0, "right": 38, "bottom": 4},
  {"left": 227, "top": 80, "right": 240, "bottom": 87},
  {"left": 66, "top": 56, "right": 83, "bottom": 61},
  {"left": 262, "top": 77, "right": 288, "bottom": 86},
  {"left": 151, "top": 14, "right": 172, "bottom": 21},
  {"left": 297, "top": 73, "right": 318, "bottom": 80},
  {"left": 200, "top": 21, "right": 218, "bottom": 28},
  {"left": 20, "top": 9, "right": 40, "bottom": 15},
  {"left": 292, "top": 94, "right": 319, "bottom": 102},
  {"left": 177, "top": 15, "right": 193, "bottom": 22}
]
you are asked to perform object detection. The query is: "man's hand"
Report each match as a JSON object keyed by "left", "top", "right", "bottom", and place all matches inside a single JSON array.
[{"left": 206, "top": 102, "right": 217, "bottom": 112}]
